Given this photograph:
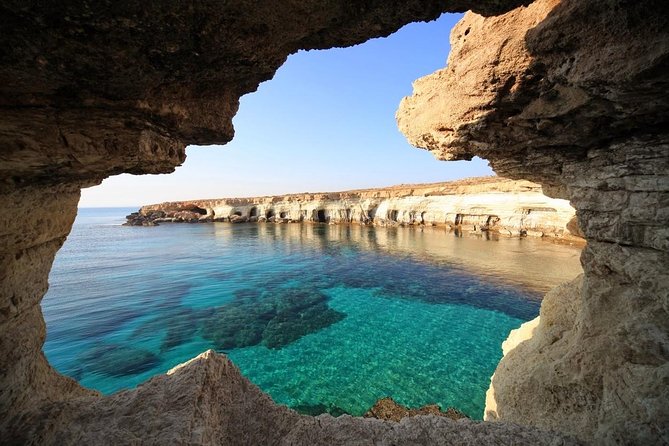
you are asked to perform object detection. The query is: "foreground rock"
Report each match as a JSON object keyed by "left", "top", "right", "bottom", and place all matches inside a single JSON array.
[
  {"left": 7, "top": 350, "right": 579, "bottom": 445},
  {"left": 126, "top": 177, "right": 582, "bottom": 241},
  {"left": 397, "top": 0, "right": 669, "bottom": 443}
]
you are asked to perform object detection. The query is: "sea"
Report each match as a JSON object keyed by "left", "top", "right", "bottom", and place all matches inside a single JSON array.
[{"left": 42, "top": 207, "right": 583, "bottom": 419}]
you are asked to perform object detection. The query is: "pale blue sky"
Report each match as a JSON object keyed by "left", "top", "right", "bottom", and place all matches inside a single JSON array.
[{"left": 80, "top": 13, "right": 493, "bottom": 207}]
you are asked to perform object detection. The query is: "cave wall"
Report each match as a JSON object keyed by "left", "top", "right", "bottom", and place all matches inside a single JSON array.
[
  {"left": 397, "top": 0, "right": 669, "bottom": 443},
  {"left": 1, "top": 0, "right": 667, "bottom": 443},
  {"left": 3, "top": 1, "right": 572, "bottom": 443},
  {"left": 0, "top": 0, "right": 526, "bottom": 188}
]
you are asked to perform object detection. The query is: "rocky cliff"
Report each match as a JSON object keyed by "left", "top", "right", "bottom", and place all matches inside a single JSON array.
[
  {"left": 128, "top": 177, "right": 581, "bottom": 240},
  {"left": 1, "top": 0, "right": 667, "bottom": 444}
]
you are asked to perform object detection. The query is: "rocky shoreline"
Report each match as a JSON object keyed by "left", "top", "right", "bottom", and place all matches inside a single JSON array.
[{"left": 125, "top": 176, "right": 583, "bottom": 241}]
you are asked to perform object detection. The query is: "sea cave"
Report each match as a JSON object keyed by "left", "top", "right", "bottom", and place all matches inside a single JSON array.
[{"left": 0, "top": 0, "right": 667, "bottom": 444}]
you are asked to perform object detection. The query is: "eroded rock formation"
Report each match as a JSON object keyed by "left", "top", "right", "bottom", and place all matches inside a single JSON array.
[
  {"left": 1, "top": 1, "right": 578, "bottom": 444},
  {"left": 1, "top": 0, "right": 667, "bottom": 444},
  {"left": 397, "top": 0, "right": 669, "bottom": 443},
  {"left": 10, "top": 350, "right": 578, "bottom": 445},
  {"left": 128, "top": 177, "right": 581, "bottom": 240},
  {"left": 0, "top": 0, "right": 526, "bottom": 189}
]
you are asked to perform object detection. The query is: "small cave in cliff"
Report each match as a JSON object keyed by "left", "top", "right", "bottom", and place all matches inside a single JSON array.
[
  {"left": 279, "top": 211, "right": 287, "bottom": 219},
  {"left": 266, "top": 209, "right": 275, "bottom": 219},
  {"left": 485, "top": 215, "right": 500, "bottom": 227},
  {"left": 187, "top": 206, "right": 207, "bottom": 215},
  {"left": 249, "top": 207, "right": 258, "bottom": 218},
  {"left": 233, "top": 211, "right": 242, "bottom": 217},
  {"left": 388, "top": 210, "right": 399, "bottom": 222},
  {"left": 317, "top": 209, "right": 326, "bottom": 223}
]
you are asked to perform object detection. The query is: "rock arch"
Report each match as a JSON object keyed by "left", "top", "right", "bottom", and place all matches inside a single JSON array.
[{"left": 0, "top": 0, "right": 666, "bottom": 444}]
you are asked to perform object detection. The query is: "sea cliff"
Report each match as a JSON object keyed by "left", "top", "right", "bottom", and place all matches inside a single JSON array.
[{"left": 126, "top": 177, "right": 582, "bottom": 241}]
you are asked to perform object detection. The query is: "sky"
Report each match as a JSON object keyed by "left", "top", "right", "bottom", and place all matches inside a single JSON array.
[{"left": 80, "top": 13, "right": 493, "bottom": 207}]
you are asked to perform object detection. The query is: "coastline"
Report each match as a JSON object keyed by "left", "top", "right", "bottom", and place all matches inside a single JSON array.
[{"left": 126, "top": 176, "right": 585, "bottom": 243}]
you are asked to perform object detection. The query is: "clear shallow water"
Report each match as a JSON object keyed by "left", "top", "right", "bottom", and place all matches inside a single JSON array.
[{"left": 43, "top": 208, "right": 582, "bottom": 419}]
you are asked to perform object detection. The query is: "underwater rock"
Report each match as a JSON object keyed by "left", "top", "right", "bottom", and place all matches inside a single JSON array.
[
  {"left": 202, "top": 305, "right": 266, "bottom": 350},
  {"left": 261, "top": 302, "right": 345, "bottom": 349},
  {"left": 129, "top": 308, "right": 201, "bottom": 354},
  {"left": 79, "top": 344, "right": 159, "bottom": 378},
  {"left": 292, "top": 403, "right": 350, "bottom": 417},
  {"left": 201, "top": 288, "right": 346, "bottom": 350},
  {"left": 364, "top": 397, "right": 468, "bottom": 422}
]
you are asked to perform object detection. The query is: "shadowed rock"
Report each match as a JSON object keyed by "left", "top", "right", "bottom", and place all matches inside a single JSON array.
[
  {"left": 7, "top": 351, "right": 579, "bottom": 445},
  {"left": 201, "top": 288, "right": 346, "bottom": 350},
  {"left": 79, "top": 344, "right": 160, "bottom": 378}
]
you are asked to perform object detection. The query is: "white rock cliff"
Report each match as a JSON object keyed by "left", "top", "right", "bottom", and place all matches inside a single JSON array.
[{"left": 131, "top": 177, "right": 581, "bottom": 240}]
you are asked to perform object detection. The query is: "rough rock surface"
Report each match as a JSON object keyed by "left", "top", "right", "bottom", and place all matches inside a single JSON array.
[
  {"left": 0, "top": 1, "right": 577, "bottom": 444},
  {"left": 397, "top": 0, "right": 669, "bottom": 443},
  {"left": 0, "top": 0, "right": 528, "bottom": 189},
  {"left": 130, "top": 176, "right": 581, "bottom": 240},
  {"left": 8, "top": 350, "right": 579, "bottom": 445}
]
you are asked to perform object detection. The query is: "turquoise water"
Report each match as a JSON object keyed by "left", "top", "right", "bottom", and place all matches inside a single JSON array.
[{"left": 42, "top": 208, "right": 582, "bottom": 419}]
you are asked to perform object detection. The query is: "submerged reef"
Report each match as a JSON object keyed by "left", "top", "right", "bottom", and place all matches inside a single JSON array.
[
  {"left": 201, "top": 288, "right": 346, "bottom": 350},
  {"left": 78, "top": 344, "right": 160, "bottom": 378}
]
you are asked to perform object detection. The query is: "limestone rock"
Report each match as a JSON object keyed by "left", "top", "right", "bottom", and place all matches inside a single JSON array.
[
  {"left": 397, "top": 0, "right": 669, "bottom": 197},
  {"left": 0, "top": 0, "right": 528, "bottom": 190},
  {"left": 0, "top": 0, "right": 667, "bottom": 444},
  {"left": 131, "top": 176, "right": 581, "bottom": 241},
  {"left": 6, "top": 350, "right": 579, "bottom": 445}
]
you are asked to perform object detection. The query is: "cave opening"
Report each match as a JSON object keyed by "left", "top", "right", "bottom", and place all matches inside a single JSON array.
[
  {"left": 250, "top": 207, "right": 258, "bottom": 218},
  {"left": 12, "top": 3, "right": 637, "bottom": 442},
  {"left": 367, "top": 206, "right": 377, "bottom": 222},
  {"left": 266, "top": 209, "right": 275, "bottom": 219}
]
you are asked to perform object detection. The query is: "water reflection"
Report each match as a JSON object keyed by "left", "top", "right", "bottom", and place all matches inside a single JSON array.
[{"left": 214, "top": 222, "right": 582, "bottom": 295}]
